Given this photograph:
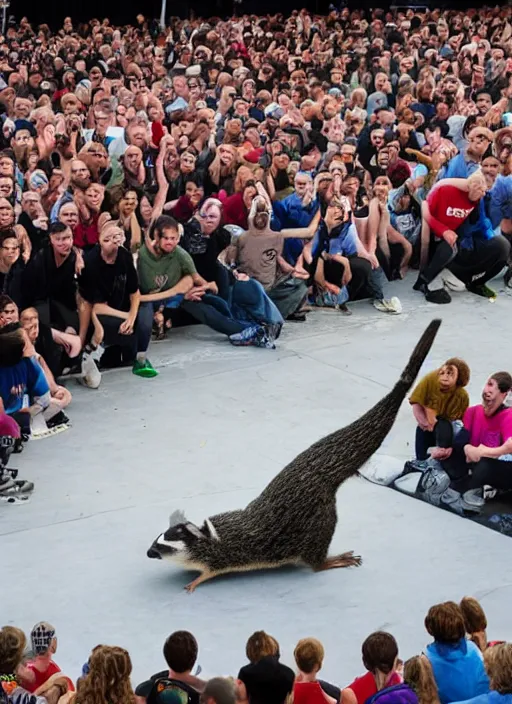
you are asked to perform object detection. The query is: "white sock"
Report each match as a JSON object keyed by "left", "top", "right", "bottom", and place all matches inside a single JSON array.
[{"left": 136, "top": 352, "right": 146, "bottom": 363}]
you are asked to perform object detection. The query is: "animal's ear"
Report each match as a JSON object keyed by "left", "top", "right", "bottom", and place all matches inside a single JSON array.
[
  {"left": 169, "top": 510, "right": 187, "bottom": 527},
  {"left": 203, "top": 518, "right": 220, "bottom": 541},
  {"left": 184, "top": 522, "right": 205, "bottom": 541}
]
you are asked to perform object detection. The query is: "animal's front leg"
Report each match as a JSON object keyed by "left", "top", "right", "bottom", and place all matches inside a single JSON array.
[{"left": 184, "top": 570, "right": 217, "bottom": 593}]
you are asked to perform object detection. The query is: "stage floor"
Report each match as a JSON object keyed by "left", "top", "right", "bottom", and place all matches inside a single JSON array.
[{"left": 3, "top": 276, "right": 512, "bottom": 686}]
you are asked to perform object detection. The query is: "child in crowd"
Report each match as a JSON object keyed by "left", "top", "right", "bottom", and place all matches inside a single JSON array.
[
  {"left": 403, "top": 656, "right": 440, "bottom": 704},
  {"left": 341, "top": 632, "right": 401, "bottom": 704},
  {"left": 293, "top": 638, "right": 339, "bottom": 704},
  {"left": 424, "top": 601, "right": 489, "bottom": 704},
  {"left": 20, "top": 623, "right": 61, "bottom": 693},
  {"left": 409, "top": 358, "right": 471, "bottom": 460},
  {"left": 459, "top": 597, "right": 504, "bottom": 652}
]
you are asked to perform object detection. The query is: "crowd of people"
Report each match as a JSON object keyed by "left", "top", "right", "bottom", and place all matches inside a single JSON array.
[
  {"left": 0, "top": 5, "right": 510, "bottom": 487},
  {"left": 1, "top": 597, "right": 510, "bottom": 704}
]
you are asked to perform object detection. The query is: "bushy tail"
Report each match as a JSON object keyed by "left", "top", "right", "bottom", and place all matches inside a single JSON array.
[
  {"left": 312, "top": 319, "right": 442, "bottom": 489},
  {"left": 397, "top": 319, "right": 442, "bottom": 393}
]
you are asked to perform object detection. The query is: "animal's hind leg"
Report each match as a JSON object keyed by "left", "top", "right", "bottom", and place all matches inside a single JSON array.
[{"left": 314, "top": 552, "right": 362, "bottom": 571}]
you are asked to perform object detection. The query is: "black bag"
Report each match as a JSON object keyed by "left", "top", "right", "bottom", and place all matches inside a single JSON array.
[{"left": 146, "top": 678, "right": 200, "bottom": 704}]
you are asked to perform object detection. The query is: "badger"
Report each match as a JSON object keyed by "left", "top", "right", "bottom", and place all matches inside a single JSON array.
[{"left": 148, "top": 320, "right": 442, "bottom": 592}]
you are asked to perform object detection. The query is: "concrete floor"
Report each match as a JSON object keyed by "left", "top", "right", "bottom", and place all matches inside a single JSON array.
[{"left": 3, "top": 276, "right": 512, "bottom": 688}]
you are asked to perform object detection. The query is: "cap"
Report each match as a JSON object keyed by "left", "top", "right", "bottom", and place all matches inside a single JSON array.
[
  {"left": 31, "top": 622, "right": 56, "bottom": 655},
  {"left": 14, "top": 119, "right": 36, "bottom": 137}
]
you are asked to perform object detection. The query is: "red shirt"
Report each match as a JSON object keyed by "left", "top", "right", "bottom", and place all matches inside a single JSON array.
[
  {"left": 293, "top": 682, "right": 328, "bottom": 704},
  {"left": 426, "top": 184, "right": 476, "bottom": 238},
  {"left": 24, "top": 660, "right": 61, "bottom": 692},
  {"left": 346, "top": 671, "right": 401, "bottom": 704},
  {"left": 73, "top": 214, "right": 100, "bottom": 249}
]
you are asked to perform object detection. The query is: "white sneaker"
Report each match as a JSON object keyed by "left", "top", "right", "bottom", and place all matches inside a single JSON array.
[
  {"left": 373, "top": 297, "right": 402, "bottom": 314},
  {"left": 440, "top": 269, "right": 466, "bottom": 292},
  {"left": 80, "top": 352, "right": 102, "bottom": 389}
]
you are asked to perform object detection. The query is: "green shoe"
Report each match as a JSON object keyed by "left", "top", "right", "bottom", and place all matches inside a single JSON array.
[
  {"left": 132, "top": 359, "right": 159, "bottom": 378},
  {"left": 467, "top": 283, "right": 496, "bottom": 300}
]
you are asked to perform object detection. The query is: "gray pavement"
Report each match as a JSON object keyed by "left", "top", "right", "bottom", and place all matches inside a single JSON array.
[{"left": 3, "top": 275, "right": 512, "bottom": 688}]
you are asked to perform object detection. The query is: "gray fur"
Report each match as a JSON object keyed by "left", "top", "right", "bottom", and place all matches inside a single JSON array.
[{"left": 149, "top": 321, "right": 442, "bottom": 582}]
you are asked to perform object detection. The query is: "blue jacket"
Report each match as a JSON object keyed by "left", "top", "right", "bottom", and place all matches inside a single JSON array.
[
  {"left": 437, "top": 154, "right": 494, "bottom": 249},
  {"left": 453, "top": 692, "right": 512, "bottom": 704},
  {"left": 426, "top": 639, "right": 489, "bottom": 704},
  {"left": 273, "top": 193, "right": 320, "bottom": 265}
]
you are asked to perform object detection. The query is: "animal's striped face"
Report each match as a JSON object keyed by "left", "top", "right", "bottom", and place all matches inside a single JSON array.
[{"left": 147, "top": 517, "right": 220, "bottom": 562}]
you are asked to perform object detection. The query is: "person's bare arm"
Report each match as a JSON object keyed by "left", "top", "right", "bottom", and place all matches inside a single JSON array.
[
  {"left": 281, "top": 209, "right": 321, "bottom": 239},
  {"left": 119, "top": 291, "right": 140, "bottom": 334},
  {"left": 341, "top": 688, "right": 358, "bottom": 704},
  {"left": 139, "top": 275, "right": 194, "bottom": 302},
  {"left": 477, "top": 437, "right": 512, "bottom": 459},
  {"left": 77, "top": 294, "right": 92, "bottom": 347}
]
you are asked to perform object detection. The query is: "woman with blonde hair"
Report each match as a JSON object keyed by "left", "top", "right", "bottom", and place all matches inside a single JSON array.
[
  {"left": 404, "top": 655, "right": 440, "bottom": 704},
  {"left": 75, "top": 646, "right": 135, "bottom": 704}
]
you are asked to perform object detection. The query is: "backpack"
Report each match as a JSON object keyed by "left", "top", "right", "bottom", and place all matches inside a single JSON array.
[
  {"left": 365, "top": 684, "right": 419, "bottom": 704},
  {"left": 146, "top": 677, "right": 200, "bottom": 704}
]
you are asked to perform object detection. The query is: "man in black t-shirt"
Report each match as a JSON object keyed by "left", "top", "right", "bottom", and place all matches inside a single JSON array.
[
  {"left": 78, "top": 223, "right": 157, "bottom": 378},
  {"left": 23, "top": 222, "right": 81, "bottom": 335}
]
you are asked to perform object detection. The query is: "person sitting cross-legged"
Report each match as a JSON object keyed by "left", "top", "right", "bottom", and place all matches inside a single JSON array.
[{"left": 78, "top": 222, "right": 154, "bottom": 378}]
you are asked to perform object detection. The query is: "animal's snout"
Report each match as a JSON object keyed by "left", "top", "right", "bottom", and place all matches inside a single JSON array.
[{"left": 147, "top": 546, "right": 162, "bottom": 559}]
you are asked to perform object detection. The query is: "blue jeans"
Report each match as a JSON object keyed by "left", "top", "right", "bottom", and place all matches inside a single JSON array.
[
  {"left": 229, "top": 278, "right": 283, "bottom": 327},
  {"left": 137, "top": 295, "right": 184, "bottom": 353}
]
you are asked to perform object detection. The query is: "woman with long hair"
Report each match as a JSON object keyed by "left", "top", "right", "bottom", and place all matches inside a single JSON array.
[
  {"left": 75, "top": 646, "right": 135, "bottom": 704},
  {"left": 404, "top": 655, "right": 440, "bottom": 704}
]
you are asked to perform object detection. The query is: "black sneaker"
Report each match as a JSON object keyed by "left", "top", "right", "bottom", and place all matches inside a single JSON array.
[
  {"left": 504, "top": 267, "right": 512, "bottom": 289},
  {"left": 286, "top": 312, "right": 307, "bottom": 322},
  {"left": 46, "top": 411, "right": 70, "bottom": 429},
  {"left": 415, "top": 278, "right": 451, "bottom": 304}
]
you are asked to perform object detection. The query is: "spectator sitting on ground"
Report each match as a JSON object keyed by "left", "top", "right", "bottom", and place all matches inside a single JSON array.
[
  {"left": 135, "top": 631, "right": 205, "bottom": 704},
  {"left": 404, "top": 655, "right": 440, "bottom": 704},
  {"left": 19, "top": 308, "right": 72, "bottom": 429},
  {"left": 200, "top": 679, "right": 236, "bottom": 704},
  {"left": 237, "top": 655, "right": 295, "bottom": 704},
  {"left": 75, "top": 645, "right": 134, "bottom": 704},
  {"left": 409, "top": 357, "right": 471, "bottom": 460},
  {"left": 0, "top": 626, "right": 49, "bottom": 704},
  {"left": 0, "top": 324, "right": 52, "bottom": 441},
  {"left": 426, "top": 372, "right": 512, "bottom": 508},
  {"left": 451, "top": 643, "right": 512, "bottom": 704},
  {"left": 459, "top": 597, "right": 504, "bottom": 653},
  {"left": 341, "top": 632, "right": 402, "bottom": 704},
  {"left": 18, "top": 623, "right": 68, "bottom": 695},
  {"left": 293, "top": 638, "right": 339, "bottom": 704},
  {"left": 424, "top": 601, "right": 490, "bottom": 704}
]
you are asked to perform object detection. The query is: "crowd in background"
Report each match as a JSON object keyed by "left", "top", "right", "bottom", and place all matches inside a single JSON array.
[
  {"left": 0, "top": 6, "right": 511, "bottom": 485},
  {"left": 1, "top": 598, "right": 510, "bottom": 704}
]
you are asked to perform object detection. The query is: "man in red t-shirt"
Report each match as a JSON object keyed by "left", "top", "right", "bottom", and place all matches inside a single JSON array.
[{"left": 413, "top": 173, "right": 510, "bottom": 304}]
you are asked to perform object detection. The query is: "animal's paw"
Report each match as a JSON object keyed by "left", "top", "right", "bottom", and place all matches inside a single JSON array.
[{"left": 184, "top": 583, "right": 196, "bottom": 593}]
